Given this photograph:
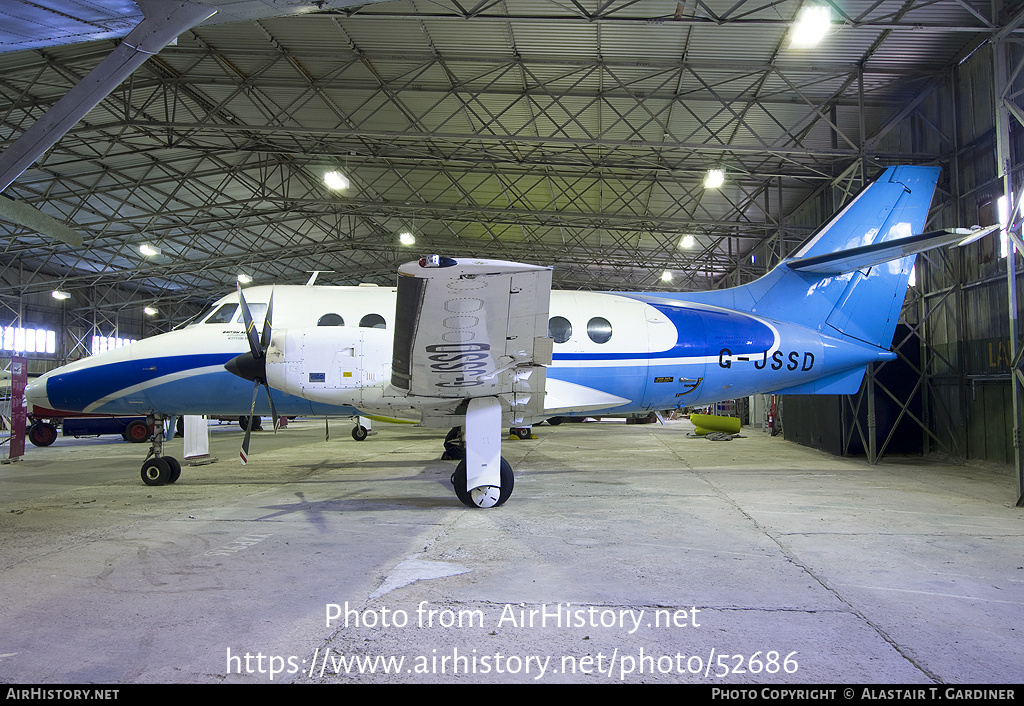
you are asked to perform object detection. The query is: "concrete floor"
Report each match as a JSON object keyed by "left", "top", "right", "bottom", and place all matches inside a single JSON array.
[{"left": 0, "top": 417, "right": 1021, "bottom": 684}]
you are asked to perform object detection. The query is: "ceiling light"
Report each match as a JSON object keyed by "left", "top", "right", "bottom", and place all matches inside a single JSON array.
[
  {"left": 237, "top": 273, "right": 252, "bottom": 284},
  {"left": 790, "top": 6, "right": 830, "bottom": 48},
  {"left": 704, "top": 169, "right": 724, "bottom": 189},
  {"left": 139, "top": 243, "right": 161, "bottom": 257},
  {"left": 399, "top": 231, "right": 416, "bottom": 245},
  {"left": 324, "top": 170, "right": 350, "bottom": 190},
  {"left": 680, "top": 234, "right": 695, "bottom": 248},
  {"left": 661, "top": 270, "right": 674, "bottom": 282},
  {"left": 51, "top": 290, "right": 70, "bottom": 300},
  {"left": 143, "top": 306, "right": 158, "bottom": 316}
]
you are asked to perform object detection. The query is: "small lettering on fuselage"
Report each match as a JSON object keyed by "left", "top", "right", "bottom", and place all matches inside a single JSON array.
[{"left": 719, "top": 348, "right": 815, "bottom": 372}]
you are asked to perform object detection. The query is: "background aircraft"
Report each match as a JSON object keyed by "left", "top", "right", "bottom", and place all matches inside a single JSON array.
[{"left": 26, "top": 165, "right": 995, "bottom": 507}]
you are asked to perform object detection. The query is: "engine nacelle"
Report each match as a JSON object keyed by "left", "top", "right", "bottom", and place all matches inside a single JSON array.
[{"left": 265, "top": 326, "right": 392, "bottom": 407}]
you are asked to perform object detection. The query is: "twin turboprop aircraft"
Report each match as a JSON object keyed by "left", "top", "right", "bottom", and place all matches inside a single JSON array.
[{"left": 26, "top": 165, "right": 996, "bottom": 507}]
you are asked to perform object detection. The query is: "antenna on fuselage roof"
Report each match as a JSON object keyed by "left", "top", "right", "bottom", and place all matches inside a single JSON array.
[{"left": 305, "top": 270, "right": 334, "bottom": 286}]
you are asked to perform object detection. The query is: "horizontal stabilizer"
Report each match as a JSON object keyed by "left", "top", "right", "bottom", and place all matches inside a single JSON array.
[
  {"left": 788, "top": 226, "right": 998, "bottom": 275},
  {"left": 544, "top": 378, "right": 630, "bottom": 415}
]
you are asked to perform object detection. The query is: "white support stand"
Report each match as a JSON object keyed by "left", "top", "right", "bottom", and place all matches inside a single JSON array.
[{"left": 184, "top": 415, "right": 216, "bottom": 466}]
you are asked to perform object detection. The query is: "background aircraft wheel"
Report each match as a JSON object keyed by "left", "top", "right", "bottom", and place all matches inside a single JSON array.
[
  {"left": 442, "top": 426, "right": 465, "bottom": 459},
  {"left": 140, "top": 458, "right": 171, "bottom": 486},
  {"left": 123, "top": 420, "right": 152, "bottom": 443},
  {"left": 351, "top": 425, "right": 368, "bottom": 441},
  {"left": 165, "top": 457, "right": 182, "bottom": 484},
  {"left": 238, "top": 415, "right": 262, "bottom": 431},
  {"left": 450, "top": 457, "right": 514, "bottom": 508},
  {"left": 511, "top": 426, "right": 531, "bottom": 440},
  {"left": 28, "top": 422, "right": 58, "bottom": 447}
]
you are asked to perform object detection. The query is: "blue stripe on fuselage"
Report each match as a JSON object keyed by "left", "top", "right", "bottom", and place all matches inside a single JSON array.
[{"left": 45, "top": 353, "right": 236, "bottom": 412}]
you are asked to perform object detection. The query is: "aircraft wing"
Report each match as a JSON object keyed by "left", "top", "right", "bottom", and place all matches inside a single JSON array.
[
  {"left": 787, "top": 226, "right": 999, "bottom": 275},
  {"left": 389, "top": 256, "right": 554, "bottom": 427}
]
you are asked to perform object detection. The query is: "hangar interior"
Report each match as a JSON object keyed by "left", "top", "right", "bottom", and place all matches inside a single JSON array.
[{"left": 3, "top": 0, "right": 1024, "bottom": 499}]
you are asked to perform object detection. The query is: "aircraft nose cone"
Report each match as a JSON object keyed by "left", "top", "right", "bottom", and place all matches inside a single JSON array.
[{"left": 225, "top": 351, "right": 264, "bottom": 382}]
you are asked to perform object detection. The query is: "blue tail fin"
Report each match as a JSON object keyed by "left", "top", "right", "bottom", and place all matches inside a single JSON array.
[{"left": 675, "top": 165, "right": 941, "bottom": 350}]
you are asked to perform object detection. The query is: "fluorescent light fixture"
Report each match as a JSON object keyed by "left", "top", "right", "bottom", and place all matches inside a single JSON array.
[
  {"left": 999, "top": 195, "right": 1012, "bottom": 258},
  {"left": 790, "top": 6, "right": 830, "bottom": 48},
  {"left": 51, "top": 290, "right": 70, "bottom": 300},
  {"left": 661, "top": 270, "right": 674, "bottom": 282},
  {"left": 139, "top": 243, "right": 161, "bottom": 257},
  {"left": 680, "top": 234, "right": 695, "bottom": 248},
  {"left": 143, "top": 306, "right": 158, "bottom": 316},
  {"left": 324, "top": 170, "right": 350, "bottom": 190},
  {"left": 399, "top": 231, "right": 416, "bottom": 245},
  {"left": 237, "top": 273, "right": 252, "bottom": 284},
  {"left": 704, "top": 169, "right": 724, "bottom": 189}
]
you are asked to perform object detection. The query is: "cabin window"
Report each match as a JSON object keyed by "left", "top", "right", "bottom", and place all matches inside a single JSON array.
[
  {"left": 587, "top": 317, "right": 612, "bottom": 344},
  {"left": 318, "top": 313, "right": 344, "bottom": 327},
  {"left": 359, "top": 313, "right": 386, "bottom": 329},
  {"left": 548, "top": 316, "right": 572, "bottom": 344},
  {"left": 205, "top": 304, "right": 238, "bottom": 324}
]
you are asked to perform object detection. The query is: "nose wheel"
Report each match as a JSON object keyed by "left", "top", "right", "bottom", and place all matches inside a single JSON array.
[{"left": 138, "top": 415, "right": 182, "bottom": 486}]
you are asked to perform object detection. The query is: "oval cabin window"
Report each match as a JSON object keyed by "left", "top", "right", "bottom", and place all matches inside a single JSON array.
[
  {"left": 359, "top": 313, "right": 386, "bottom": 329},
  {"left": 548, "top": 316, "right": 572, "bottom": 344},
  {"left": 318, "top": 313, "right": 344, "bottom": 326},
  {"left": 587, "top": 317, "right": 612, "bottom": 344}
]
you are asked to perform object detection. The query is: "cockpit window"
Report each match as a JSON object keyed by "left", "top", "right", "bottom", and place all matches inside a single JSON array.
[
  {"left": 318, "top": 313, "right": 344, "bottom": 327},
  {"left": 204, "top": 304, "right": 238, "bottom": 324},
  {"left": 234, "top": 303, "right": 267, "bottom": 324}
]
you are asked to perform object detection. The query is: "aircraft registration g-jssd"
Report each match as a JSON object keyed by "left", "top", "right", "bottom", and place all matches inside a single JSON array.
[{"left": 26, "top": 165, "right": 995, "bottom": 508}]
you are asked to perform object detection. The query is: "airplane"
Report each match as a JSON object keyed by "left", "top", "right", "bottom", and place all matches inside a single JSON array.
[{"left": 25, "top": 164, "right": 997, "bottom": 508}]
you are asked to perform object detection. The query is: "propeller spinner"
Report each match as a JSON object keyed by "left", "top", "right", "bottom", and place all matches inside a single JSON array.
[{"left": 224, "top": 284, "right": 279, "bottom": 464}]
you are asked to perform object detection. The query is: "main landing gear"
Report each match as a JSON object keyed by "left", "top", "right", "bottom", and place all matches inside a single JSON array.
[
  {"left": 444, "top": 397, "right": 517, "bottom": 509},
  {"left": 139, "top": 414, "right": 181, "bottom": 486}
]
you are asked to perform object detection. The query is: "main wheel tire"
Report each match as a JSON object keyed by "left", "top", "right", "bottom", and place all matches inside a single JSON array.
[
  {"left": 141, "top": 457, "right": 171, "bottom": 486},
  {"left": 28, "top": 422, "right": 58, "bottom": 447},
  {"left": 351, "top": 425, "right": 368, "bottom": 441},
  {"left": 123, "top": 420, "right": 151, "bottom": 443},
  {"left": 165, "top": 457, "right": 182, "bottom": 484},
  {"left": 511, "top": 426, "right": 531, "bottom": 440},
  {"left": 450, "top": 457, "right": 514, "bottom": 508}
]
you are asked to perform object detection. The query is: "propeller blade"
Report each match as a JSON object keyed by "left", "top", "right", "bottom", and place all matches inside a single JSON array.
[
  {"left": 240, "top": 381, "right": 259, "bottom": 465},
  {"left": 237, "top": 283, "right": 262, "bottom": 360},
  {"left": 260, "top": 288, "right": 274, "bottom": 351},
  {"left": 262, "top": 380, "right": 280, "bottom": 432}
]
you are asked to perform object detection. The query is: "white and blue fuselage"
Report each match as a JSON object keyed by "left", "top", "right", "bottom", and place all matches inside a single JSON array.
[{"left": 27, "top": 283, "right": 892, "bottom": 422}]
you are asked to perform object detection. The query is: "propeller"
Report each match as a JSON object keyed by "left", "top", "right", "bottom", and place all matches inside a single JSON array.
[{"left": 224, "top": 284, "right": 279, "bottom": 464}]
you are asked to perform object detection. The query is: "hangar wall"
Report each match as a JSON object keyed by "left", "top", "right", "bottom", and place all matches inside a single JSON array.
[{"left": 783, "top": 44, "right": 1024, "bottom": 472}]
